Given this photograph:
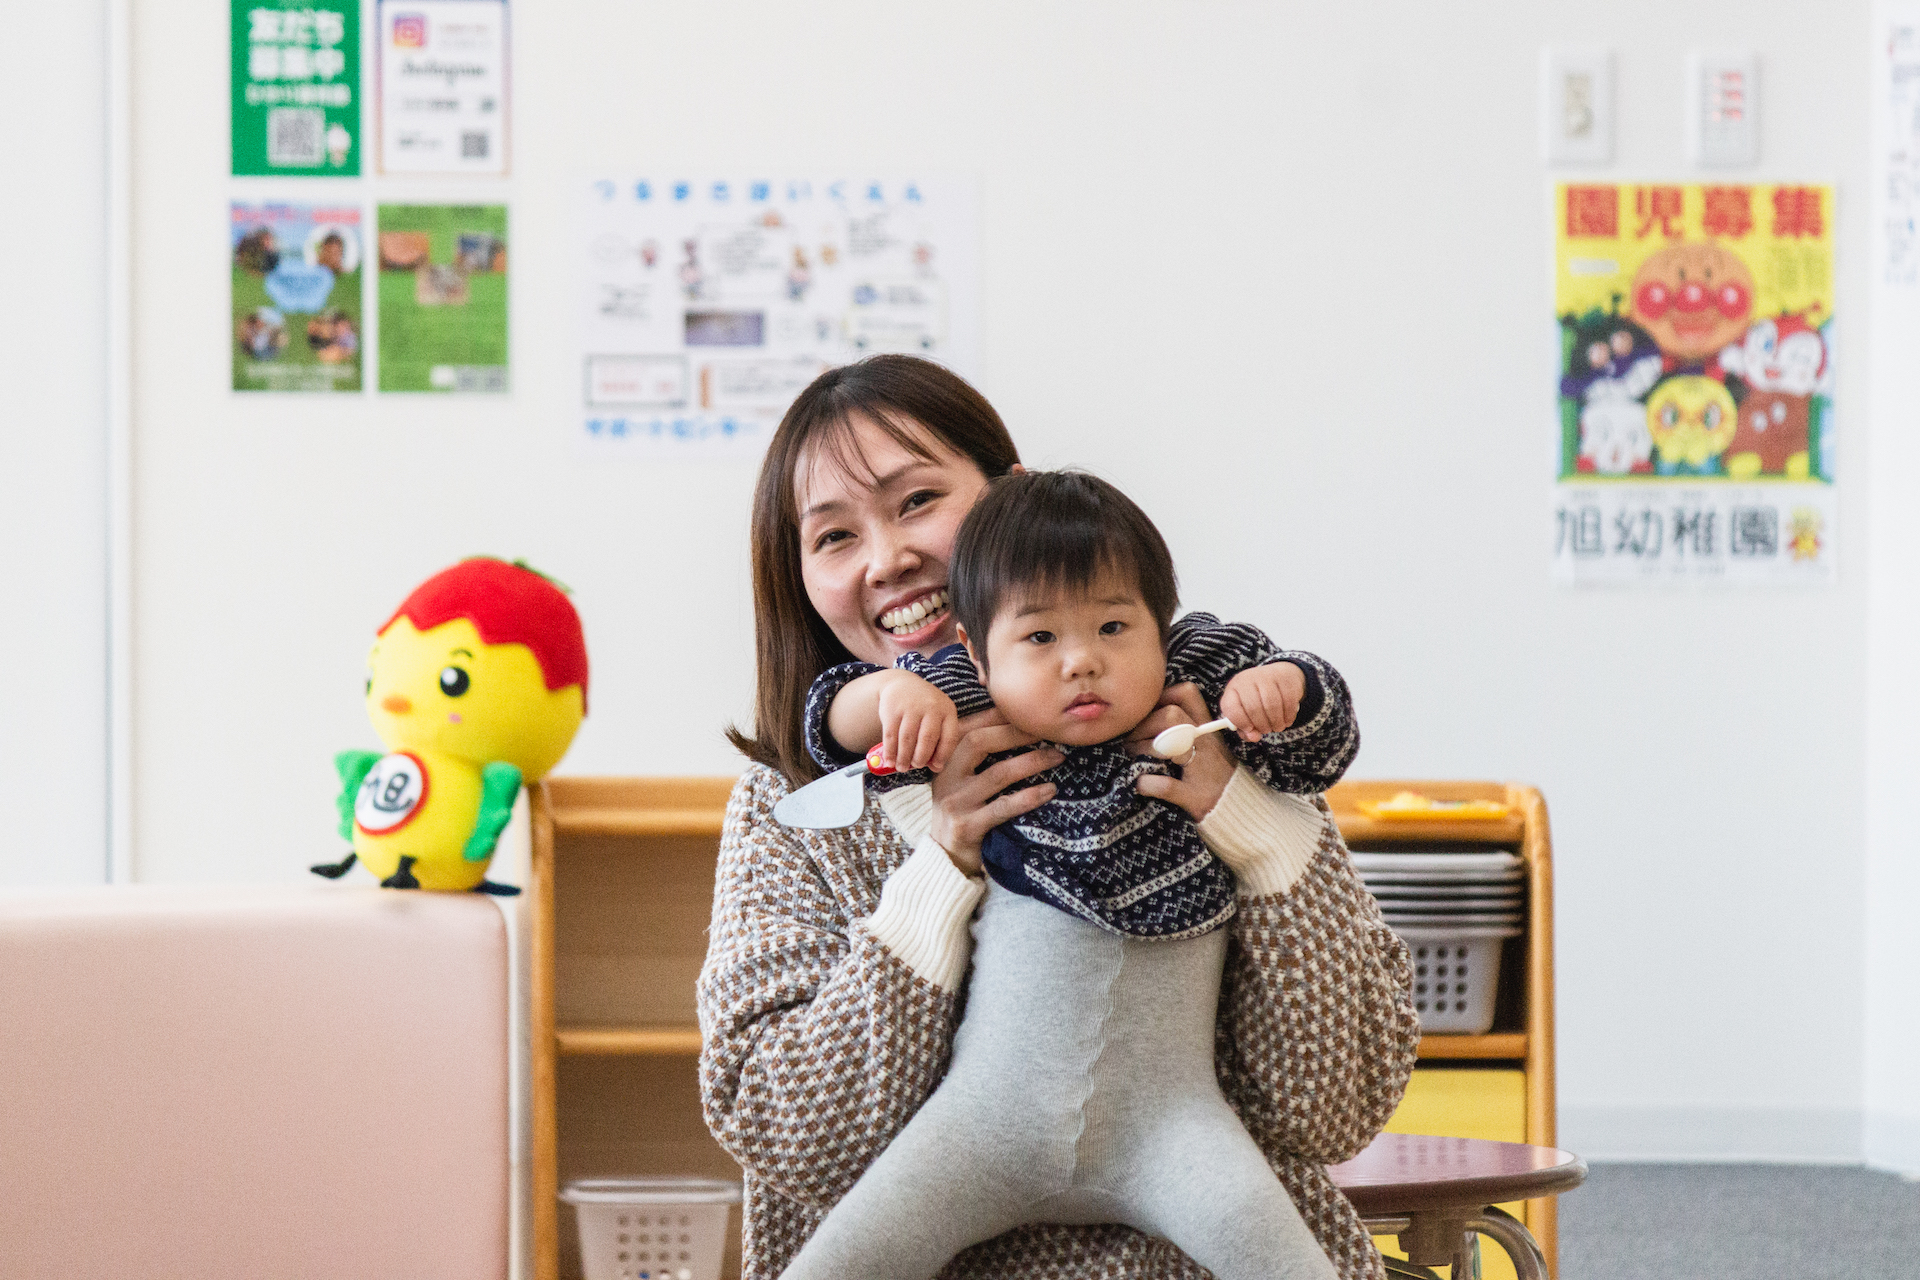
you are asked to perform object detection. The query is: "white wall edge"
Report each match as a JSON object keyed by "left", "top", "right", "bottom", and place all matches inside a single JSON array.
[
  {"left": 1561, "top": 1106, "right": 1864, "bottom": 1164},
  {"left": 105, "top": 0, "right": 134, "bottom": 884},
  {"left": 1864, "top": 1111, "right": 1920, "bottom": 1177}
]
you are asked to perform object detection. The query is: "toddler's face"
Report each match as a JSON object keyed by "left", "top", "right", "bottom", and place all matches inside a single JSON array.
[{"left": 965, "top": 568, "right": 1165, "bottom": 747}]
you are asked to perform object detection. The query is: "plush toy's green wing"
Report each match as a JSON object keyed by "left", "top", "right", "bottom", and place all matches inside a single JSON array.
[
  {"left": 334, "top": 750, "right": 384, "bottom": 840},
  {"left": 463, "top": 762, "right": 523, "bottom": 862}
]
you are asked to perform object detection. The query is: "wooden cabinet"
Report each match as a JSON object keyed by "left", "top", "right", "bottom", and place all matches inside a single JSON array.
[
  {"left": 530, "top": 777, "right": 740, "bottom": 1280},
  {"left": 531, "top": 778, "right": 1558, "bottom": 1280},
  {"left": 1326, "top": 781, "right": 1559, "bottom": 1280}
]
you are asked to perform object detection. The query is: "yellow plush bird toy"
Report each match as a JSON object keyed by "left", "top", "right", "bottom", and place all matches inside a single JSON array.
[{"left": 311, "top": 557, "right": 589, "bottom": 894}]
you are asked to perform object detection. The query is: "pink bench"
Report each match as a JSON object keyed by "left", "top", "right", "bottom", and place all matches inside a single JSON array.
[{"left": 0, "top": 885, "right": 512, "bottom": 1279}]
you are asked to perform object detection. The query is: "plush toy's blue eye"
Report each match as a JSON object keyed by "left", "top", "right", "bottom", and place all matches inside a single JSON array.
[{"left": 440, "top": 666, "right": 471, "bottom": 697}]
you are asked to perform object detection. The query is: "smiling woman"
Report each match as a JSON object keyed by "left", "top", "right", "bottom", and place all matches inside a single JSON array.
[
  {"left": 727, "top": 355, "right": 1020, "bottom": 785},
  {"left": 698, "top": 357, "right": 1416, "bottom": 1280}
]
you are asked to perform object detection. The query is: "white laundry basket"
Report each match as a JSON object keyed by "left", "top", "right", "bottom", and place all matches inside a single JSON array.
[
  {"left": 1394, "top": 927, "right": 1521, "bottom": 1035},
  {"left": 560, "top": 1177, "right": 741, "bottom": 1280}
]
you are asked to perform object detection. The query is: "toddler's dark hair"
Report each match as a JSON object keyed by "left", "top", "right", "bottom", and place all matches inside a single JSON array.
[{"left": 951, "top": 470, "right": 1178, "bottom": 670}]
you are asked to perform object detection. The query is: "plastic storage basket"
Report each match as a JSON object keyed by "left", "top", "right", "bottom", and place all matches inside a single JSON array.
[
  {"left": 560, "top": 1177, "right": 741, "bottom": 1280},
  {"left": 1394, "top": 926, "right": 1520, "bottom": 1034}
]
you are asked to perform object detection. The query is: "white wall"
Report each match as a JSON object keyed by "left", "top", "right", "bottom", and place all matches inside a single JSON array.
[
  {"left": 117, "top": 0, "right": 1877, "bottom": 1159},
  {"left": 0, "top": 2, "right": 110, "bottom": 886},
  {"left": 1865, "top": 0, "right": 1920, "bottom": 1177}
]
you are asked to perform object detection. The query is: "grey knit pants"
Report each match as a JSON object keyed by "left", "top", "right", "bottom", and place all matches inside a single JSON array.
[{"left": 780, "top": 881, "right": 1339, "bottom": 1280}]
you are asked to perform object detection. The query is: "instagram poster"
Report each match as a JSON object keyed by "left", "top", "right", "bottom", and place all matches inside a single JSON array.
[
  {"left": 377, "top": 0, "right": 509, "bottom": 175},
  {"left": 1552, "top": 182, "right": 1836, "bottom": 583},
  {"left": 231, "top": 202, "right": 364, "bottom": 393}
]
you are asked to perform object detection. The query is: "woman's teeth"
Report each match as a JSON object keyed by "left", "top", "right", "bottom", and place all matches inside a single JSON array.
[{"left": 881, "top": 590, "right": 950, "bottom": 635}]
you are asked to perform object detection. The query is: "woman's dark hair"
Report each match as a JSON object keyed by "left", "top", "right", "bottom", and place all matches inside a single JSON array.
[
  {"left": 951, "top": 471, "right": 1178, "bottom": 672},
  {"left": 728, "top": 355, "right": 1020, "bottom": 783}
]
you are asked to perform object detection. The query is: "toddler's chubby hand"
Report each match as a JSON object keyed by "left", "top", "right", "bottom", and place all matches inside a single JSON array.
[
  {"left": 1221, "top": 662, "right": 1306, "bottom": 742},
  {"left": 876, "top": 669, "right": 962, "bottom": 774}
]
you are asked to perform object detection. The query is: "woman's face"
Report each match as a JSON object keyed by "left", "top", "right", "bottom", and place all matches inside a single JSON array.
[{"left": 795, "top": 412, "right": 992, "bottom": 667}]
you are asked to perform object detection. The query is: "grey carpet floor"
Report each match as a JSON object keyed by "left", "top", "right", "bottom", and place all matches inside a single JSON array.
[{"left": 1556, "top": 1163, "right": 1920, "bottom": 1278}]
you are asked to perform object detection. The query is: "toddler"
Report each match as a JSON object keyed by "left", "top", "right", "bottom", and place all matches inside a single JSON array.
[{"left": 780, "top": 471, "right": 1354, "bottom": 1280}]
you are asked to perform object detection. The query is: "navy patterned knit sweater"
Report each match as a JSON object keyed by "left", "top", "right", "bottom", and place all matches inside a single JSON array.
[{"left": 803, "top": 614, "right": 1359, "bottom": 940}]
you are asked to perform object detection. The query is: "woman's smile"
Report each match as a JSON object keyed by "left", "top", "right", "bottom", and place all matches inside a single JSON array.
[{"left": 877, "top": 588, "right": 951, "bottom": 639}]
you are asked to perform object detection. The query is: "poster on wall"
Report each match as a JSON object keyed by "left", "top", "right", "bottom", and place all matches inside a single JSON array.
[
  {"left": 1884, "top": 9, "right": 1920, "bottom": 287},
  {"left": 231, "top": 202, "right": 363, "bottom": 392},
  {"left": 231, "top": 0, "right": 361, "bottom": 175},
  {"left": 377, "top": 0, "right": 510, "bottom": 175},
  {"left": 376, "top": 204, "right": 509, "bottom": 393},
  {"left": 1553, "top": 182, "right": 1836, "bottom": 583},
  {"left": 575, "top": 176, "right": 979, "bottom": 458}
]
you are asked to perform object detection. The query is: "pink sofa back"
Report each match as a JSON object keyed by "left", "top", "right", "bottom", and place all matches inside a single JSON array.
[{"left": 0, "top": 885, "right": 509, "bottom": 1279}]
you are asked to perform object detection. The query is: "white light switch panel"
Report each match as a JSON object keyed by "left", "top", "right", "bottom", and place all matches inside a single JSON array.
[
  {"left": 1542, "top": 48, "right": 1614, "bottom": 166},
  {"left": 1689, "top": 51, "right": 1759, "bottom": 167}
]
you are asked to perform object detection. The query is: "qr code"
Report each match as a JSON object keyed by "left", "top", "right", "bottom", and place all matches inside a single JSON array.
[
  {"left": 267, "top": 108, "right": 325, "bottom": 166},
  {"left": 461, "top": 131, "right": 490, "bottom": 159},
  {"left": 453, "top": 365, "right": 509, "bottom": 393}
]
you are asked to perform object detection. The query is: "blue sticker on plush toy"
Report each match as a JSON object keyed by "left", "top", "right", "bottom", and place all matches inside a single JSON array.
[{"left": 264, "top": 262, "right": 336, "bottom": 314}]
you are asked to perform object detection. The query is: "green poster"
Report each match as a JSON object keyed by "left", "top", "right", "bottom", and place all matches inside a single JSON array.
[
  {"left": 231, "top": 202, "right": 363, "bottom": 392},
  {"left": 377, "top": 204, "right": 509, "bottom": 393},
  {"left": 232, "top": 0, "right": 361, "bottom": 176}
]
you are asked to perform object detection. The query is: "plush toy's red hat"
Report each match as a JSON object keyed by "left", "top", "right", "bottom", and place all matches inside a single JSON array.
[{"left": 382, "top": 558, "right": 590, "bottom": 711}]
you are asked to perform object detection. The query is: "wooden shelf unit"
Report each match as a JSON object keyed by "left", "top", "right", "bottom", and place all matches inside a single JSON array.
[
  {"left": 531, "top": 776, "right": 739, "bottom": 1280},
  {"left": 1326, "top": 780, "right": 1559, "bottom": 1278},
  {"left": 531, "top": 777, "right": 1557, "bottom": 1280}
]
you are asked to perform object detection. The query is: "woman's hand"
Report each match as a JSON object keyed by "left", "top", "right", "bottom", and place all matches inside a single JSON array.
[
  {"left": 1129, "top": 683, "right": 1236, "bottom": 822},
  {"left": 927, "top": 709, "right": 1061, "bottom": 877}
]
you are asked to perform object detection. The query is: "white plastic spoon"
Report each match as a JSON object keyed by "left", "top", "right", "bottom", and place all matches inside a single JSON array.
[
  {"left": 1151, "top": 717, "right": 1237, "bottom": 759},
  {"left": 772, "top": 745, "right": 899, "bottom": 829}
]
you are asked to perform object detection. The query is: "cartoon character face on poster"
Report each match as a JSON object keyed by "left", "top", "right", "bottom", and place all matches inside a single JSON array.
[
  {"left": 1721, "top": 314, "right": 1829, "bottom": 396},
  {"left": 1646, "top": 375, "right": 1737, "bottom": 474},
  {"left": 1560, "top": 311, "right": 1663, "bottom": 403},
  {"left": 1630, "top": 242, "right": 1754, "bottom": 361},
  {"left": 1578, "top": 398, "right": 1654, "bottom": 475},
  {"left": 1724, "top": 391, "right": 1811, "bottom": 480}
]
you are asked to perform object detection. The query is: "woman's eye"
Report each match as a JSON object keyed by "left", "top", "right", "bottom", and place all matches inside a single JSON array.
[
  {"left": 1100, "top": 620, "right": 1124, "bottom": 636},
  {"left": 812, "top": 529, "right": 851, "bottom": 551},
  {"left": 903, "top": 490, "right": 939, "bottom": 512},
  {"left": 440, "top": 666, "right": 471, "bottom": 697}
]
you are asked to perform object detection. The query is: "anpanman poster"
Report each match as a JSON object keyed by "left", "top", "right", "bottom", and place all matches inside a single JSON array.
[{"left": 1553, "top": 182, "right": 1835, "bottom": 582}]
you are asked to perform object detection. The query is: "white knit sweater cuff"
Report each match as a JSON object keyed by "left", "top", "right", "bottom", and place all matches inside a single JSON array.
[
  {"left": 1198, "top": 767, "right": 1325, "bottom": 898},
  {"left": 865, "top": 834, "right": 984, "bottom": 991},
  {"left": 876, "top": 783, "right": 934, "bottom": 846}
]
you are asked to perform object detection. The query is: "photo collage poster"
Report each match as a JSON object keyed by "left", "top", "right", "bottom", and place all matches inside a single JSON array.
[
  {"left": 576, "top": 176, "right": 979, "bottom": 458},
  {"left": 1553, "top": 182, "right": 1836, "bottom": 582},
  {"left": 229, "top": 1, "right": 511, "bottom": 395},
  {"left": 231, "top": 202, "right": 365, "bottom": 392},
  {"left": 376, "top": 203, "right": 509, "bottom": 392}
]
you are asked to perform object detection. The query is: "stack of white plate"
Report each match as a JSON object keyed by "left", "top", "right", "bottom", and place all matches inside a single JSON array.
[
  {"left": 1349, "top": 851, "right": 1525, "bottom": 1034},
  {"left": 1349, "top": 851, "right": 1526, "bottom": 931}
]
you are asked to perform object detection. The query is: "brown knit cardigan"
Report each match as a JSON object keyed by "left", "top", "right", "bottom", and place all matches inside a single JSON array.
[{"left": 697, "top": 765, "right": 1420, "bottom": 1279}]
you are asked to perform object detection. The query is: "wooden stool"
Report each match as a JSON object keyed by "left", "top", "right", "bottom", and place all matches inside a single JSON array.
[{"left": 1331, "top": 1133, "right": 1587, "bottom": 1280}]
